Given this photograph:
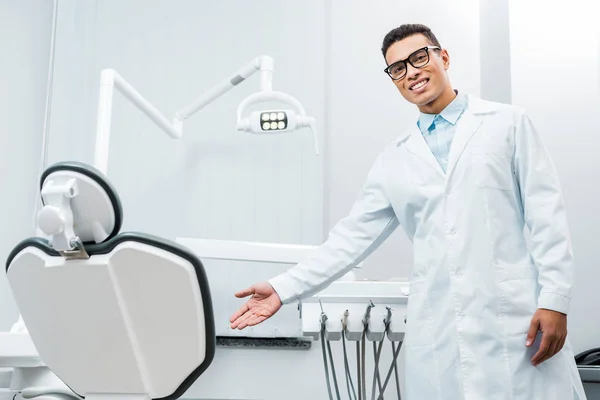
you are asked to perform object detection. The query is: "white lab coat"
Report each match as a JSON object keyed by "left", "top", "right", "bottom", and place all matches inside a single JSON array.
[{"left": 269, "top": 95, "right": 587, "bottom": 400}]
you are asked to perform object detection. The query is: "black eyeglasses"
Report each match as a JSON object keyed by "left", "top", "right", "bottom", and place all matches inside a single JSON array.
[{"left": 384, "top": 46, "right": 441, "bottom": 80}]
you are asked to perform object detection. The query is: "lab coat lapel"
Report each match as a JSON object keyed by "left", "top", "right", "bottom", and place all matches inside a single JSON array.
[
  {"left": 403, "top": 126, "right": 446, "bottom": 178},
  {"left": 400, "top": 95, "right": 497, "bottom": 180},
  {"left": 445, "top": 101, "right": 484, "bottom": 177}
]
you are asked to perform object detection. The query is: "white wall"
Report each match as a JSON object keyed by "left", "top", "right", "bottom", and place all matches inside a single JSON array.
[
  {"left": 0, "top": 0, "right": 54, "bottom": 330},
  {"left": 479, "top": 0, "right": 512, "bottom": 103},
  {"left": 508, "top": 0, "right": 600, "bottom": 355},
  {"left": 327, "top": 0, "right": 481, "bottom": 280}
]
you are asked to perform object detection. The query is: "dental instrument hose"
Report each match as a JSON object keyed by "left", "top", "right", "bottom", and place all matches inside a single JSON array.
[
  {"left": 342, "top": 331, "right": 358, "bottom": 400},
  {"left": 361, "top": 331, "right": 367, "bottom": 400},
  {"left": 377, "top": 341, "right": 403, "bottom": 400},
  {"left": 376, "top": 341, "right": 385, "bottom": 394},
  {"left": 326, "top": 338, "right": 342, "bottom": 400},
  {"left": 371, "top": 340, "right": 384, "bottom": 400},
  {"left": 356, "top": 341, "right": 362, "bottom": 400},
  {"left": 392, "top": 342, "right": 402, "bottom": 399},
  {"left": 320, "top": 314, "right": 341, "bottom": 400},
  {"left": 320, "top": 324, "right": 335, "bottom": 400}
]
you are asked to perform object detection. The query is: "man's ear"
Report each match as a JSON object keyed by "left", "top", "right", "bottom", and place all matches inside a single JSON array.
[{"left": 440, "top": 49, "right": 450, "bottom": 70}]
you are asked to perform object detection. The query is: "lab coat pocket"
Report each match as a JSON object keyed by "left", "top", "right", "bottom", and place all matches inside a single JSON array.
[
  {"left": 472, "top": 151, "right": 514, "bottom": 191},
  {"left": 405, "top": 279, "right": 434, "bottom": 346},
  {"left": 496, "top": 265, "right": 539, "bottom": 334}
]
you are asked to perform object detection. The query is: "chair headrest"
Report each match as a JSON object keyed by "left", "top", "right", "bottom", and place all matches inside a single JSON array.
[{"left": 38, "top": 162, "right": 123, "bottom": 249}]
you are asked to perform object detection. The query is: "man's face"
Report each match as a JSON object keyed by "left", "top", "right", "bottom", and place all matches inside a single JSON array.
[{"left": 384, "top": 34, "right": 450, "bottom": 107}]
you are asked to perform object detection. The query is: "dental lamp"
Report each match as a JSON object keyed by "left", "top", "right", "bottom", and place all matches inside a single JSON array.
[
  {"left": 94, "top": 55, "right": 319, "bottom": 176},
  {"left": 37, "top": 55, "right": 319, "bottom": 252}
]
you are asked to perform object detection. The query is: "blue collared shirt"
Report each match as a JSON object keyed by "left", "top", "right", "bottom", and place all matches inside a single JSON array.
[{"left": 417, "top": 91, "right": 468, "bottom": 172}]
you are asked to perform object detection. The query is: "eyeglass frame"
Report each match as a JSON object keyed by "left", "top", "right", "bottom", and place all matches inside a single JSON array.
[{"left": 383, "top": 45, "right": 441, "bottom": 81}]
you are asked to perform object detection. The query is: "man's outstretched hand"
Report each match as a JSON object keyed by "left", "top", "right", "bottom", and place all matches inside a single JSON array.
[{"left": 229, "top": 282, "right": 282, "bottom": 330}]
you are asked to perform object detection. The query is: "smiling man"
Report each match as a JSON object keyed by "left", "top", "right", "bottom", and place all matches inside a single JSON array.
[{"left": 229, "top": 24, "right": 586, "bottom": 399}]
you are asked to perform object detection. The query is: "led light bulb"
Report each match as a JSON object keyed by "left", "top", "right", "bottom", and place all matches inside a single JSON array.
[{"left": 262, "top": 122, "right": 270, "bottom": 130}]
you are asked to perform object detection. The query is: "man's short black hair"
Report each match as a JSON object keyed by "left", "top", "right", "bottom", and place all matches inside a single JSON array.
[{"left": 381, "top": 24, "right": 441, "bottom": 59}]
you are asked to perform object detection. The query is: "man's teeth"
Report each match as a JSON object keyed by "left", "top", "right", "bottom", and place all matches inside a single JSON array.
[{"left": 411, "top": 79, "right": 428, "bottom": 90}]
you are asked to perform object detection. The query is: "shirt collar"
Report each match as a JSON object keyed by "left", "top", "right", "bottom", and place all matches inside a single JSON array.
[{"left": 417, "top": 90, "right": 468, "bottom": 132}]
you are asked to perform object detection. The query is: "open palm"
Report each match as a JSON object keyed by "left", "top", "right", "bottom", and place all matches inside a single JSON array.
[{"left": 229, "top": 282, "right": 282, "bottom": 330}]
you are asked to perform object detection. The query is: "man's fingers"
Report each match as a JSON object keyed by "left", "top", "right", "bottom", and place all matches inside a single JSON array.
[
  {"left": 236, "top": 312, "right": 260, "bottom": 330},
  {"left": 526, "top": 318, "right": 539, "bottom": 346},
  {"left": 543, "top": 335, "right": 566, "bottom": 364},
  {"left": 531, "top": 334, "right": 551, "bottom": 365},
  {"left": 230, "top": 313, "right": 250, "bottom": 330},
  {"left": 234, "top": 286, "right": 255, "bottom": 298},
  {"left": 233, "top": 306, "right": 273, "bottom": 330},
  {"left": 537, "top": 338, "right": 559, "bottom": 365},
  {"left": 557, "top": 336, "right": 566, "bottom": 353},
  {"left": 229, "top": 303, "right": 250, "bottom": 324},
  {"left": 231, "top": 307, "right": 255, "bottom": 329},
  {"left": 547, "top": 340, "right": 560, "bottom": 360}
]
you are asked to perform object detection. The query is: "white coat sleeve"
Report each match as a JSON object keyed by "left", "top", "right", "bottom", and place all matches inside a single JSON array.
[
  {"left": 513, "top": 110, "right": 574, "bottom": 314},
  {"left": 268, "top": 153, "right": 399, "bottom": 304}
]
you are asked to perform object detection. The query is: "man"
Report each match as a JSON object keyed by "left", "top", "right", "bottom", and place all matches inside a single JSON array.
[{"left": 229, "top": 24, "right": 586, "bottom": 399}]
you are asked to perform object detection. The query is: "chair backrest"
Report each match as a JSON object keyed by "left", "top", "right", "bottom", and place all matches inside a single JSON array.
[
  {"left": 6, "top": 233, "right": 215, "bottom": 400},
  {"left": 6, "top": 162, "right": 215, "bottom": 400}
]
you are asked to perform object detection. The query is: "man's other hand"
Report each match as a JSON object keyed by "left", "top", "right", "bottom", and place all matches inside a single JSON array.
[
  {"left": 229, "top": 282, "right": 282, "bottom": 330},
  {"left": 526, "top": 308, "right": 567, "bottom": 367}
]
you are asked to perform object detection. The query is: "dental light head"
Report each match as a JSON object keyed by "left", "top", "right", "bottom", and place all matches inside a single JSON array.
[
  {"left": 169, "top": 55, "right": 320, "bottom": 159},
  {"left": 258, "top": 110, "right": 290, "bottom": 132},
  {"left": 236, "top": 90, "right": 320, "bottom": 155},
  {"left": 238, "top": 108, "right": 317, "bottom": 138}
]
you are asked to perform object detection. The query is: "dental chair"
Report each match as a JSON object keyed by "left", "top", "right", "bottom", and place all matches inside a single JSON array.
[{"left": 5, "top": 162, "right": 216, "bottom": 400}]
